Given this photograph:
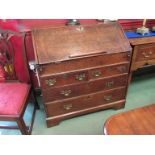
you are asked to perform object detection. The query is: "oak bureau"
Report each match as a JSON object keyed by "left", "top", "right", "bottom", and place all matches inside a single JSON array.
[{"left": 32, "top": 22, "right": 132, "bottom": 127}]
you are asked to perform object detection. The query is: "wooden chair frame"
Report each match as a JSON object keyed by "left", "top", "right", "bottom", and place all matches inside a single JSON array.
[{"left": 0, "top": 29, "right": 39, "bottom": 135}]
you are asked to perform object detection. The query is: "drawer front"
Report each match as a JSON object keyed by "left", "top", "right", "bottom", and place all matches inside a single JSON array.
[
  {"left": 38, "top": 52, "right": 130, "bottom": 76},
  {"left": 45, "top": 87, "right": 126, "bottom": 117},
  {"left": 40, "top": 70, "right": 89, "bottom": 89},
  {"left": 135, "top": 44, "right": 155, "bottom": 61},
  {"left": 40, "top": 63, "right": 129, "bottom": 89},
  {"left": 42, "top": 74, "right": 128, "bottom": 102},
  {"left": 89, "top": 63, "right": 129, "bottom": 80}
]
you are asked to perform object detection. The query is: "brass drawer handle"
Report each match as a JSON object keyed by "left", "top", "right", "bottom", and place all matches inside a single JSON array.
[
  {"left": 45, "top": 79, "right": 56, "bottom": 86},
  {"left": 61, "top": 90, "right": 72, "bottom": 97},
  {"left": 93, "top": 71, "right": 102, "bottom": 77},
  {"left": 117, "top": 66, "right": 126, "bottom": 72},
  {"left": 104, "top": 95, "right": 112, "bottom": 101},
  {"left": 106, "top": 81, "right": 114, "bottom": 88},
  {"left": 142, "top": 51, "right": 153, "bottom": 58},
  {"left": 63, "top": 104, "right": 73, "bottom": 110},
  {"left": 75, "top": 73, "right": 86, "bottom": 81}
]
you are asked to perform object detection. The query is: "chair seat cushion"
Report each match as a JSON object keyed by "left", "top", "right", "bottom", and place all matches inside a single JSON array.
[{"left": 0, "top": 83, "right": 30, "bottom": 115}]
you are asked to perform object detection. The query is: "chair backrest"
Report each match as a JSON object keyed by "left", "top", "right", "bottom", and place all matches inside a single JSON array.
[
  {"left": 0, "top": 29, "right": 30, "bottom": 83},
  {"left": 0, "top": 65, "right": 5, "bottom": 82}
]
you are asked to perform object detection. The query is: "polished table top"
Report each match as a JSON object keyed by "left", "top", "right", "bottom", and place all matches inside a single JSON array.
[{"left": 104, "top": 104, "right": 155, "bottom": 135}]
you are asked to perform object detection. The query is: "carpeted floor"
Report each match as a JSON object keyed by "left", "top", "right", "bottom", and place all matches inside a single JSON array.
[{"left": 0, "top": 73, "right": 155, "bottom": 135}]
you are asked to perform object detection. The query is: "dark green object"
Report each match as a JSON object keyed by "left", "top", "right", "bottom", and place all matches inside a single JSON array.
[{"left": 66, "top": 19, "right": 80, "bottom": 25}]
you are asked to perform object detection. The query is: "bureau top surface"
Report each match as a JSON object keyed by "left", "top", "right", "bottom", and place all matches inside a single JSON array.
[
  {"left": 129, "top": 36, "right": 155, "bottom": 46},
  {"left": 32, "top": 22, "right": 131, "bottom": 64}
]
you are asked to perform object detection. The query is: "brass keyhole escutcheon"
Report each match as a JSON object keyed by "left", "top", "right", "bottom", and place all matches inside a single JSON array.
[
  {"left": 93, "top": 70, "right": 102, "bottom": 77},
  {"left": 45, "top": 78, "right": 56, "bottom": 86},
  {"left": 104, "top": 95, "right": 112, "bottom": 101},
  {"left": 106, "top": 81, "right": 114, "bottom": 88},
  {"left": 75, "top": 73, "right": 86, "bottom": 81},
  {"left": 61, "top": 90, "right": 72, "bottom": 97},
  {"left": 63, "top": 104, "right": 73, "bottom": 110}
]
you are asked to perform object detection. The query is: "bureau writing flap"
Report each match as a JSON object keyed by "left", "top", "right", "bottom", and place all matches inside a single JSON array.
[{"left": 32, "top": 22, "right": 131, "bottom": 64}]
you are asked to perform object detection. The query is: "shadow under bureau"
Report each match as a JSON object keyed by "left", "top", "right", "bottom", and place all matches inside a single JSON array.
[{"left": 32, "top": 22, "right": 132, "bottom": 127}]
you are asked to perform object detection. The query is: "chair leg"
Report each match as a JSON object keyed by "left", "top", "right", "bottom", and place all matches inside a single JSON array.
[
  {"left": 31, "top": 89, "right": 40, "bottom": 110},
  {"left": 27, "top": 102, "right": 37, "bottom": 135},
  {"left": 16, "top": 118, "right": 29, "bottom": 135}
]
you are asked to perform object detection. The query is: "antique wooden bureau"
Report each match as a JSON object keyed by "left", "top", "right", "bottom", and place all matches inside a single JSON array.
[{"left": 32, "top": 22, "right": 132, "bottom": 127}]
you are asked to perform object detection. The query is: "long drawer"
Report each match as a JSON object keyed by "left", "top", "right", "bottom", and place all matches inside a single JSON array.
[
  {"left": 42, "top": 74, "right": 128, "bottom": 102},
  {"left": 38, "top": 52, "right": 130, "bottom": 76},
  {"left": 45, "top": 87, "right": 126, "bottom": 117},
  {"left": 135, "top": 43, "right": 155, "bottom": 62},
  {"left": 40, "top": 63, "right": 129, "bottom": 89}
]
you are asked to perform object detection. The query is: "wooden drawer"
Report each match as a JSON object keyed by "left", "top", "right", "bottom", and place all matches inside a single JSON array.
[
  {"left": 38, "top": 52, "right": 130, "bottom": 76},
  {"left": 89, "top": 63, "right": 129, "bottom": 80},
  {"left": 135, "top": 44, "right": 155, "bottom": 62},
  {"left": 42, "top": 74, "right": 128, "bottom": 102},
  {"left": 40, "top": 70, "right": 89, "bottom": 89},
  {"left": 45, "top": 87, "right": 126, "bottom": 117},
  {"left": 40, "top": 62, "right": 129, "bottom": 89}
]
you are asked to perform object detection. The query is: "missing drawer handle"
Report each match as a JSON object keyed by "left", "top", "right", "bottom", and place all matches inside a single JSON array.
[
  {"left": 104, "top": 95, "right": 112, "bottom": 101},
  {"left": 106, "top": 81, "right": 114, "bottom": 88},
  {"left": 75, "top": 73, "right": 86, "bottom": 81},
  {"left": 63, "top": 104, "right": 73, "bottom": 110},
  {"left": 61, "top": 90, "right": 72, "bottom": 97},
  {"left": 45, "top": 78, "right": 56, "bottom": 86},
  {"left": 93, "top": 70, "right": 102, "bottom": 77},
  {"left": 117, "top": 66, "right": 126, "bottom": 72}
]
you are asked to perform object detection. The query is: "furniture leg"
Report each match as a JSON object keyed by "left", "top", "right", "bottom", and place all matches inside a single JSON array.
[{"left": 16, "top": 118, "right": 29, "bottom": 135}]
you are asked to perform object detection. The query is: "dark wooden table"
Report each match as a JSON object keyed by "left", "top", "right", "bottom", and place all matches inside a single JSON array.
[{"left": 103, "top": 104, "right": 155, "bottom": 135}]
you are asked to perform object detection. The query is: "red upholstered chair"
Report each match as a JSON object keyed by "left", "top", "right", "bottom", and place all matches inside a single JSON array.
[
  {"left": 0, "top": 29, "right": 39, "bottom": 135},
  {"left": 0, "top": 65, "right": 5, "bottom": 82}
]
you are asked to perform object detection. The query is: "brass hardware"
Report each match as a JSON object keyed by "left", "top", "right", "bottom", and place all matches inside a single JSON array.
[
  {"left": 104, "top": 95, "right": 112, "bottom": 101},
  {"left": 75, "top": 73, "right": 86, "bottom": 81},
  {"left": 76, "top": 26, "right": 84, "bottom": 32},
  {"left": 45, "top": 79, "right": 56, "bottom": 86},
  {"left": 144, "top": 55, "right": 150, "bottom": 58},
  {"left": 142, "top": 52, "right": 150, "bottom": 58},
  {"left": 63, "top": 104, "right": 73, "bottom": 110},
  {"left": 142, "top": 50, "right": 153, "bottom": 57},
  {"left": 106, "top": 81, "right": 114, "bottom": 88},
  {"left": 149, "top": 51, "right": 153, "bottom": 55},
  {"left": 61, "top": 90, "right": 72, "bottom": 97},
  {"left": 93, "top": 71, "right": 102, "bottom": 77},
  {"left": 117, "top": 66, "right": 126, "bottom": 72}
]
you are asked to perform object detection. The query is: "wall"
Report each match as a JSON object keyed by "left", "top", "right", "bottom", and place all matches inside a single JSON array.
[{"left": 1, "top": 19, "right": 155, "bottom": 88}]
